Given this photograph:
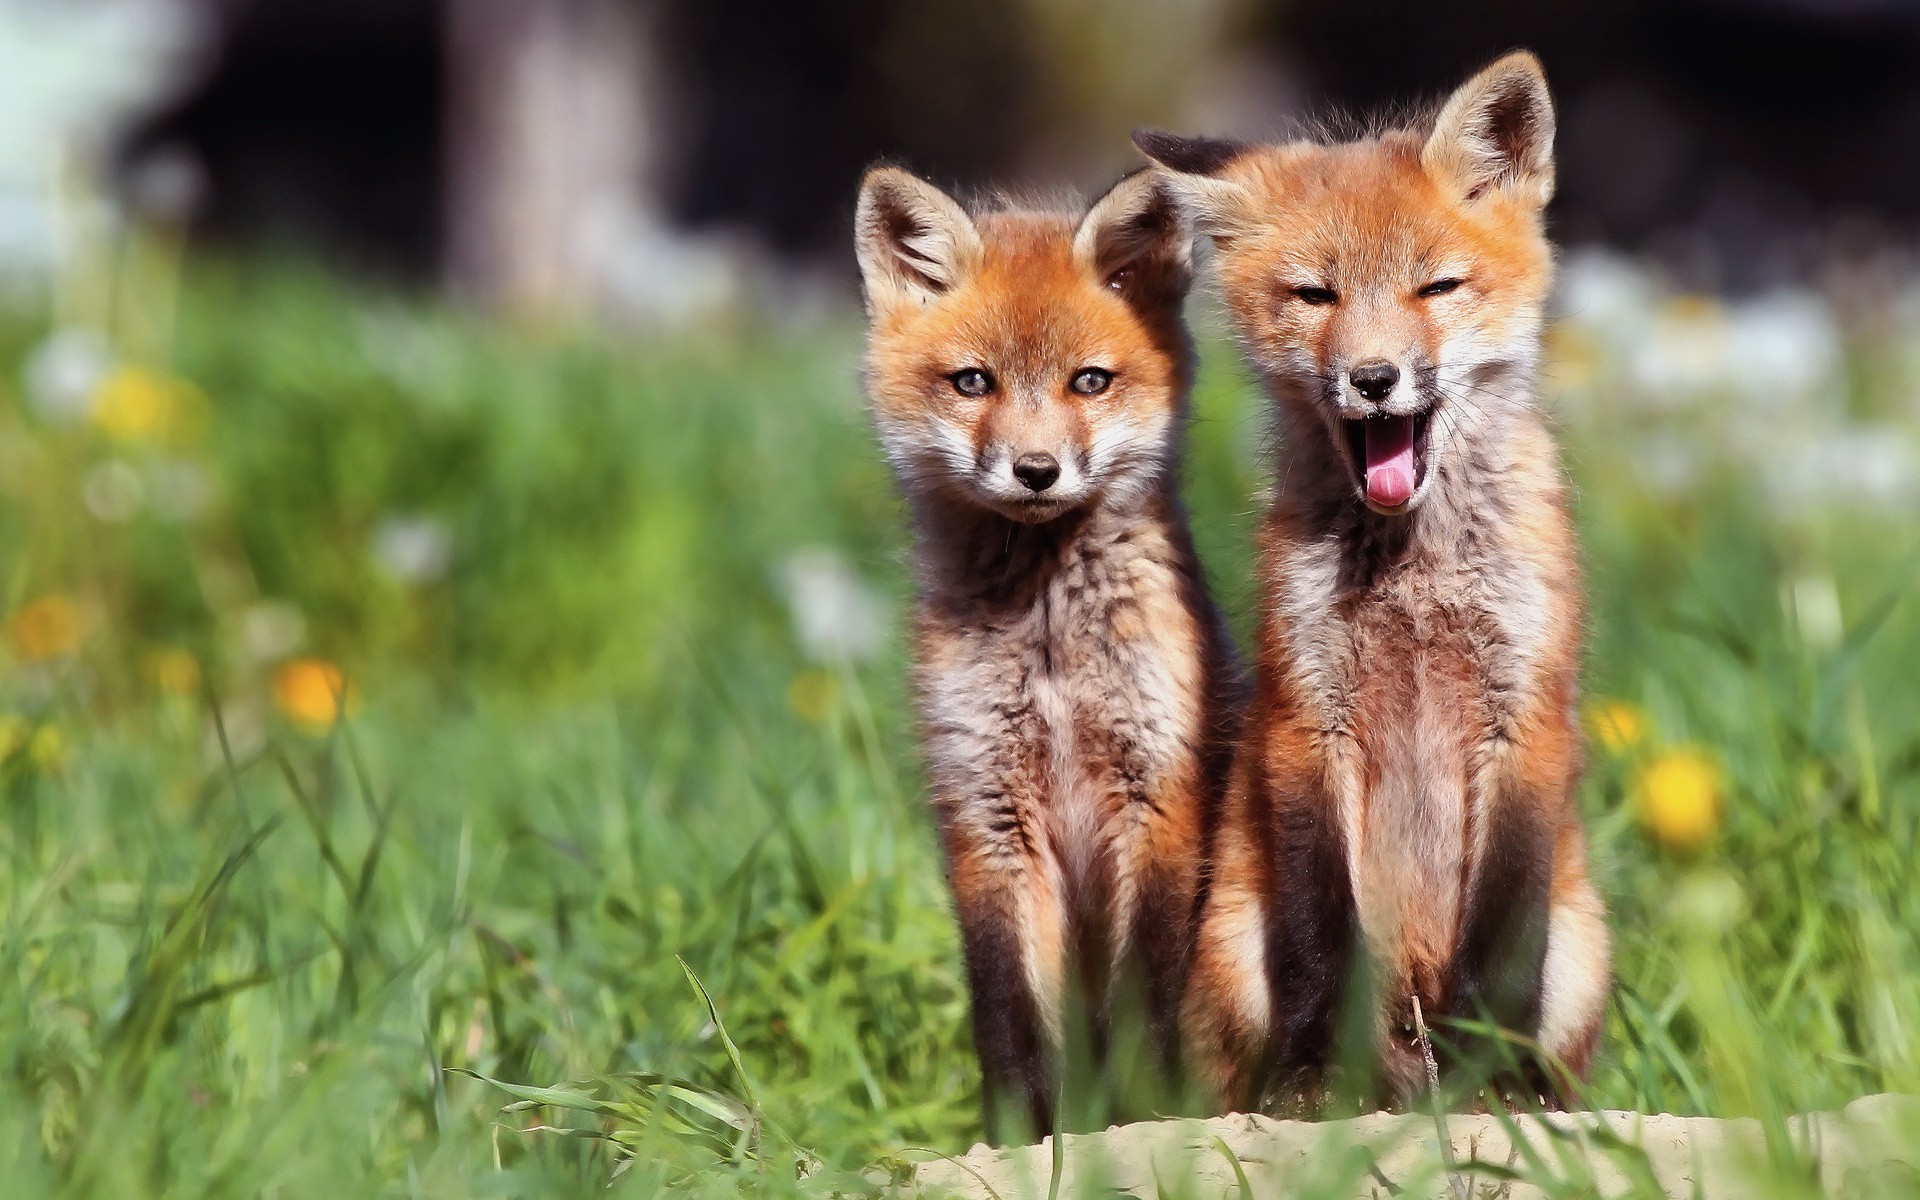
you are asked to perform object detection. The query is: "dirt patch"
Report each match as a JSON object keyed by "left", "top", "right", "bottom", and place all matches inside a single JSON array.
[{"left": 906, "top": 1094, "right": 1919, "bottom": 1198}]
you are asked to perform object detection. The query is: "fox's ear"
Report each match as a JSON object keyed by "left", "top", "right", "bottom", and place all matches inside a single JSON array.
[
  {"left": 1073, "top": 168, "right": 1192, "bottom": 306},
  {"left": 1130, "top": 129, "right": 1257, "bottom": 243},
  {"left": 854, "top": 167, "right": 981, "bottom": 312},
  {"left": 1423, "top": 51, "right": 1555, "bottom": 208}
]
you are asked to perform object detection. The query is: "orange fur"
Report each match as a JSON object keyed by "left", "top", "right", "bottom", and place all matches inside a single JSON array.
[
  {"left": 1142, "top": 52, "right": 1610, "bottom": 1112},
  {"left": 855, "top": 167, "right": 1241, "bottom": 1140}
]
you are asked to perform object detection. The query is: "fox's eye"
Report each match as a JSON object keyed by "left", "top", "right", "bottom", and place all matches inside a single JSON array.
[
  {"left": 1070, "top": 368, "right": 1113, "bottom": 396},
  {"left": 949, "top": 369, "right": 994, "bottom": 397},
  {"left": 1294, "top": 285, "right": 1338, "bottom": 306},
  {"left": 1418, "top": 278, "right": 1464, "bottom": 298},
  {"left": 1106, "top": 268, "right": 1133, "bottom": 292}
]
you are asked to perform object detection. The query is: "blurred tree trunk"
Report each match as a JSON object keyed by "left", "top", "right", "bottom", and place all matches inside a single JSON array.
[{"left": 443, "top": 0, "right": 661, "bottom": 317}]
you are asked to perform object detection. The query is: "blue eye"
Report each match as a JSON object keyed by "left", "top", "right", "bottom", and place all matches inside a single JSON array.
[
  {"left": 950, "top": 369, "right": 994, "bottom": 397},
  {"left": 1070, "top": 368, "right": 1113, "bottom": 396}
]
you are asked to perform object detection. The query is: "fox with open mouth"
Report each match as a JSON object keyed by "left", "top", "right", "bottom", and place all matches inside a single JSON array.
[{"left": 1137, "top": 52, "right": 1611, "bottom": 1111}]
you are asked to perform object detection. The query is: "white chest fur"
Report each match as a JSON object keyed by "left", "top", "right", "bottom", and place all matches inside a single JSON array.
[
  {"left": 1271, "top": 523, "right": 1552, "bottom": 970},
  {"left": 919, "top": 525, "right": 1201, "bottom": 890}
]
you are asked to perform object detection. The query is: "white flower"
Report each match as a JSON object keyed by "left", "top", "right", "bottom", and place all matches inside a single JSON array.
[
  {"left": 1553, "top": 248, "right": 1660, "bottom": 344},
  {"left": 1721, "top": 289, "right": 1840, "bottom": 407},
  {"left": 356, "top": 307, "right": 460, "bottom": 397},
  {"left": 1628, "top": 298, "right": 1724, "bottom": 401},
  {"left": 1604, "top": 283, "right": 1840, "bottom": 412},
  {"left": 22, "top": 326, "right": 109, "bottom": 423},
  {"left": 779, "top": 547, "right": 886, "bottom": 663},
  {"left": 1673, "top": 870, "right": 1747, "bottom": 934},
  {"left": 1765, "top": 425, "right": 1919, "bottom": 511},
  {"left": 1782, "top": 573, "right": 1843, "bottom": 653},
  {"left": 202, "top": 699, "right": 265, "bottom": 765},
  {"left": 240, "top": 601, "right": 305, "bottom": 664},
  {"left": 373, "top": 515, "right": 452, "bottom": 583}
]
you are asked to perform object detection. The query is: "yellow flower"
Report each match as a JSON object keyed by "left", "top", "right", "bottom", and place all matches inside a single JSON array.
[
  {"left": 1636, "top": 747, "right": 1722, "bottom": 852},
  {"left": 0, "top": 717, "right": 68, "bottom": 774},
  {"left": 1586, "top": 700, "right": 1648, "bottom": 754},
  {"left": 1665, "top": 293, "right": 1722, "bottom": 324},
  {"left": 9, "top": 595, "right": 83, "bottom": 662},
  {"left": 28, "top": 725, "right": 67, "bottom": 774},
  {"left": 92, "top": 366, "right": 177, "bottom": 441},
  {"left": 787, "top": 669, "right": 836, "bottom": 723},
  {"left": 144, "top": 647, "right": 202, "bottom": 696},
  {"left": 272, "top": 658, "right": 357, "bottom": 731}
]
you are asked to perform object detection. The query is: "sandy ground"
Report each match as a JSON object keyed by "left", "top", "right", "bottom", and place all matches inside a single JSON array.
[{"left": 903, "top": 1094, "right": 1919, "bottom": 1198}]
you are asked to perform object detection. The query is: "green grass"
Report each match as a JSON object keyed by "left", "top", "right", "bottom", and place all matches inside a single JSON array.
[{"left": 0, "top": 254, "right": 1917, "bottom": 1197}]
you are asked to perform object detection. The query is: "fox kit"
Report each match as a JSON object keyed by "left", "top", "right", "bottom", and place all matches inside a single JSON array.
[
  {"left": 853, "top": 166, "right": 1240, "bottom": 1140},
  {"left": 1136, "top": 52, "right": 1610, "bottom": 1109}
]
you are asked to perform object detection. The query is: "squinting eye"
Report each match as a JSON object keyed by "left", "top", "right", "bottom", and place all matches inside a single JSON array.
[
  {"left": 949, "top": 368, "right": 994, "bottom": 397},
  {"left": 1070, "top": 368, "right": 1113, "bottom": 395},
  {"left": 1294, "top": 286, "right": 1338, "bottom": 305},
  {"left": 1418, "top": 278, "right": 1464, "bottom": 298}
]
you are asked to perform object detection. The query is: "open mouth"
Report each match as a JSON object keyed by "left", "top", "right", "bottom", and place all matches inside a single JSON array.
[{"left": 1341, "top": 410, "right": 1433, "bottom": 510}]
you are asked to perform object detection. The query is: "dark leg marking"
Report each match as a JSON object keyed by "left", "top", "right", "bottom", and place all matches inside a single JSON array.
[
  {"left": 958, "top": 903, "right": 1056, "bottom": 1144},
  {"left": 1260, "top": 775, "right": 1359, "bottom": 1110},
  {"left": 1446, "top": 796, "right": 1553, "bottom": 1083}
]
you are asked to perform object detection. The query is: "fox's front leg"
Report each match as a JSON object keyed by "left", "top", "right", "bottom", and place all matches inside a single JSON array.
[
  {"left": 1535, "top": 821, "right": 1610, "bottom": 1098},
  {"left": 1183, "top": 748, "right": 1359, "bottom": 1115},
  {"left": 1179, "top": 819, "right": 1273, "bottom": 1112},
  {"left": 1258, "top": 765, "right": 1360, "bottom": 1111},
  {"left": 1095, "top": 769, "right": 1204, "bottom": 1078},
  {"left": 942, "top": 817, "right": 1068, "bottom": 1145},
  {"left": 1129, "top": 840, "right": 1203, "bottom": 1076},
  {"left": 1179, "top": 747, "right": 1303, "bottom": 1113},
  {"left": 1445, "top": 775, "right": 1558, "bottom": 1094}
]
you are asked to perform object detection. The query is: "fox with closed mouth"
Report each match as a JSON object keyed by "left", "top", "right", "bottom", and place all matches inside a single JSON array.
[{"left": 854, "top": 165, "right": 1242, "bottom": 1140}]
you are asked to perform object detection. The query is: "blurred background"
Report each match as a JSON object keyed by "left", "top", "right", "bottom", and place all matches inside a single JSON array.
[
  {"left": 2, "top": 2, "right": 1919, "bottom": 1194},
  {"left": 13, "top": 0, "right": 1920, "bottom": 309}
]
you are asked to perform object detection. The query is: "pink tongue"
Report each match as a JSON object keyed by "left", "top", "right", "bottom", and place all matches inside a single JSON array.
[{"left": 1364, "top": 417, "right": 1417, "bottom": 507}]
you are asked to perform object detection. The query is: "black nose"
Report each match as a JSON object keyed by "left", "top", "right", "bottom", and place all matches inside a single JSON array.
[
  {"left": 1349, "top": 360, "right": 1400, "bottom": 401},
  {"left": 1012, "top": 452, "right": 1060, "bottom": 492}
]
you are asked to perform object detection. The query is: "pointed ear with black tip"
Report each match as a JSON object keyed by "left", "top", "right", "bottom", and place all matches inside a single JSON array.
[
  {"left": 1423, "top": 51, "right": 1556, "bottom": 208},
  {"left": 1130, "top": 129, "right": 1258, "bottom": 243},
  {"left": 853, "top": 166, "right": 982, "bottom": 313},
  {"left": 1073, "top": 168, "right": 1193, "bottom": 311}
]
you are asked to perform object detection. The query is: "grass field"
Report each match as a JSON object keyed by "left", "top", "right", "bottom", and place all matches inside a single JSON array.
[{"left": 1, "top": 249, "right": 1918, "bottom": 1197}]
